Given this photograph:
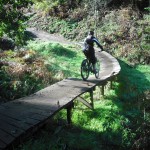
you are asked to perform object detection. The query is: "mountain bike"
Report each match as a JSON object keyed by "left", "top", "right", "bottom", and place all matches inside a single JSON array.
[{"left": 81, "top": 58, "right": 100, "bottom": 81}]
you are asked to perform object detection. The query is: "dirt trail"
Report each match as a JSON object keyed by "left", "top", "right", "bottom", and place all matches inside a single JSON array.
[{"left": 26, "top": 28, "right": 72, "bottom": 44}]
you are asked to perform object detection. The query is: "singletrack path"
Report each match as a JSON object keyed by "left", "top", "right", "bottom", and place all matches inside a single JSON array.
[
  {"left": 26, "top": 28, "right": 71, "bottom": 44},
  {"left": 0, "top": 29, "right": 120, "bottom": 150}
]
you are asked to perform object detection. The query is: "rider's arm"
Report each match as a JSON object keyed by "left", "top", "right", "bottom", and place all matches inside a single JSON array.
[
  {"left": 92, "top": 37, "right": 104, "bottom": 51},
  {"left": 83, "top": 38, "right": 89, "bottom": 51}
]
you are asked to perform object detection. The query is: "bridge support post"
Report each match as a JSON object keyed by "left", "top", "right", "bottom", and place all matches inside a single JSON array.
[
  {"left": 109, "top": 76, "right": 117, "bottom": 89},
  {"left": 98, "top": 81, "right": 107, "bottom": 97},
  {"left": 101, "top": 85, "right": 105, "bottom": 96},
  {"left": 66, "top": 102, "right": 74, "bottom": 125},
  {"left": 110, "top": 80, "right": 113, "bottom": 89},
  {"left": 89, "top": 90, "right": 94, "bottom": 109}
]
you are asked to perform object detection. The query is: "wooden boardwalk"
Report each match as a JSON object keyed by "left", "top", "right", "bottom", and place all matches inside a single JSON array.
[{"left": 0, "top": 51, "right": 120, "bottom": 150}]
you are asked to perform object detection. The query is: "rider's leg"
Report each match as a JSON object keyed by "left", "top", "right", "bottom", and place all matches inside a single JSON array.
[
  {"left": 92, "top": 63, "right": 95, "bottom": 70},
  {"left": 92, "top": 56, "right": 97, "bottom": 73},
  {"left": 92, "top": 63, "right": 96, "bottom": 73}
]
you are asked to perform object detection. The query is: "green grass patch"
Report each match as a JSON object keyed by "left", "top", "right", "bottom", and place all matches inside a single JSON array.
[{"left": 26, "top": 41, "right": 83, "bottom": 79}]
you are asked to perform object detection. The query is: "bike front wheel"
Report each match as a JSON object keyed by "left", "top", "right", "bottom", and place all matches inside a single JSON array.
[
  {"left": 95, "top": 60, "right": 100, "bottom": 79},
  {"left": 81, "top": 59, "right": 89, "bottom": 81}
]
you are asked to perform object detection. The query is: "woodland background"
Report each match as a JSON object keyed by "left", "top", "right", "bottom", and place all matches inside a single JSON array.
[{"left": 0, "top": 0, "right": 150, "bottom": 149}]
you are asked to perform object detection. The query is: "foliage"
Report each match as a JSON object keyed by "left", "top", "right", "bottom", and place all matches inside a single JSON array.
[
  {"left": 27, "top": 14, "right": 92, "bottom": 40},
  {"left": 28, "top": 3, "right": 150, "bottom": 65},
  {"left": 0, "top": 49, "right": 51, "bottom": 101},
  {"left": 115, "top": 62, "right": 150, "bottom": 149},
  {"left": 96, "top": 7, "right": 150, "bottom": 65},
  {"left": 0, "top": 41, "right": 83, "bottom": 101},
  {"left": 33, "top": 0, "right": 82, "bottom": 18},
  {"left": 0, "top": 0, "right": 32, "bottom": 44}
]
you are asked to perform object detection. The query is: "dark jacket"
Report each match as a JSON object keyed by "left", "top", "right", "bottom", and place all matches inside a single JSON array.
[
  {"left": 83, "top": 35, "right": 103, "bottom": 52},
  {"left": 83, "top": 35, "right": 103, "bottom": 64}
]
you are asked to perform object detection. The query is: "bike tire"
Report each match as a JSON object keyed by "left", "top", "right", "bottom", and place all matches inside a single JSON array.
[
  {"left": 81, "top": 59, "right": 89, "bottom": 81},
  {"left": 95, "top": 60, "right": 100, "bottom": 79}
]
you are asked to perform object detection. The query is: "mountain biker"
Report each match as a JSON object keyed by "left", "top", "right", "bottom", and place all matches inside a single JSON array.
[{"left": 82, "top": 30, "right": 104, "bottom": 73}]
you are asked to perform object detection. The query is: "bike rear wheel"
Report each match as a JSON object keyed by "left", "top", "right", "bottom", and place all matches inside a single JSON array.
[
  {"left": 95, "top": 60, "right": 100, "bottom": 79},
  {"left": 81, "top": 59, "right": 89, "bottom": 81}
]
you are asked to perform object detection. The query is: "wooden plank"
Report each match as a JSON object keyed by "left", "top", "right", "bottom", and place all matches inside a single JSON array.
[
  {"left": 0, "top": 105, "right": 56, "bottom": 130},
  {"left": 0, "top": 121, "right": 24, "bottom": 138},
  {"left": 0, "top": 140, "right": 7, "bottom": 149},
  {"left": 24, "top": 113, "right": 48, "bottom": 121},
  {"left": 0, "top": 114, "right": 30, "bottom": 131},
  {"left": 0, "top": 129, "right": 14, "bottom": 145},
  {"left": 0, "top": 105, "right": 54, "bottom": 124},
  {"left": 0, "top": 105, "right": 49, "bottom": 122},
  {"left": 0, "top": 101, "right": 56, "bottom": 117},
  {"left": 0, "top": 111, "right": 40, "bottom": 126},
  {"left": 17, "top": 118, "right": 40, "bottom": 126},
  {"left": 89, "top": 90, "right": 94, "bottom": 109}
]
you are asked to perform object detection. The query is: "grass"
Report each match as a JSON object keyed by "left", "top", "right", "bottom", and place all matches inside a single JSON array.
[
  {"left": 26, "top": 41, "right": 83, "bottom": 79},
  {"left": 0, "top": 40, "right": 84, "bottom": 101}
]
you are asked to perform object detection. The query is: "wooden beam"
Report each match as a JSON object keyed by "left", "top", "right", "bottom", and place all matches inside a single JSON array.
[
  {"left": 110, "top": 80, "right": 113, "bottom": 89},
  {"left": 77, "top": 97, "right": 93, "bottom": 110},
  {"left": 66, "top": 102, "right": 74, "bottom": 125},
  {"left": 101, "top": 85, "right": 105, "bottom": 96},
  {"left": 89, "top": 90, "right": 94, "bottom": 109}
]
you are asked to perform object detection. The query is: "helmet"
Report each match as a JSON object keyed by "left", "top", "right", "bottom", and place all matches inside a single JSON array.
[{"left": 88, "top": 31, "right": 94, "bottom": 35}]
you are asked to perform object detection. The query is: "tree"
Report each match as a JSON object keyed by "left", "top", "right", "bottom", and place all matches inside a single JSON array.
[{"left": 0, "top": 0, "right": 32, "bottom": 44}]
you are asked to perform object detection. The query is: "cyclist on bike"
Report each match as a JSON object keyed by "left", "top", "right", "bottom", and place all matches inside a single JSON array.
[{"left": 82, "top": 30, "right": 104, "bottom": 73}]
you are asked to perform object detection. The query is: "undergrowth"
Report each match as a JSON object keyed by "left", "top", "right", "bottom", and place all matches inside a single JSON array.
[{"left": 0, "top": 41, "right": 83, "bottom": 102}]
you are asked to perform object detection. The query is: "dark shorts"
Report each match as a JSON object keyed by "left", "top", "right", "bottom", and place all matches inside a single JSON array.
[{"left": 83, "top": 47, "right": 96, "bottom": 64}]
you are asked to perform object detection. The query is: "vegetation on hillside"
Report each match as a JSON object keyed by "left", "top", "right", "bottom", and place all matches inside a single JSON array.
[
  {"left": 28, "top": 0, "right": 150, "bottom": 66},
  {"left": 0, "top": 41, "right": 82, "bottom": 102}
]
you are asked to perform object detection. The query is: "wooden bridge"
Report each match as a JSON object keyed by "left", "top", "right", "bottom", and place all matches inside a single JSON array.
[{"left": 0, "top": 50, "right": 120, "bottom": 150}]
